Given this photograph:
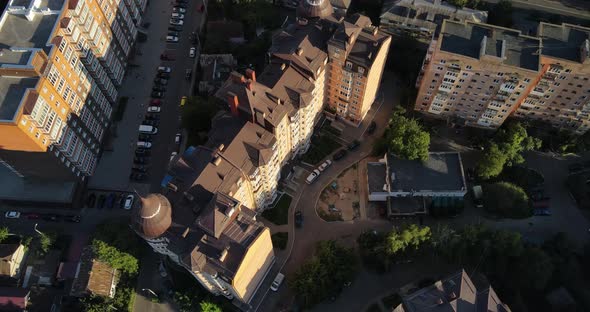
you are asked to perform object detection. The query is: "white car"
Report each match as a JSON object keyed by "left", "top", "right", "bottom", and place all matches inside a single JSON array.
[
  {"left": 147, "top": 106, "right": 161, "bottom": 113},
  {"left": 137, "top": 141, "right": 152, "bottom": 148},
  {"left": 175, "top": 133, "right": 181, "bottom": 144},
  {"left": 189, "top": 47, "right": 196, "bottom": 58},
  {"left": 305, "top": 169, "right": 321, "bottom": 184},
  {"left": 123, "top": 194, "right": 134, "bottom": 210},
  {"left": 318, "top": 159, "right": 332, "bottom": 172},
  {"left": 171, "top": 13, "right": 184, "bottom": 19},
  {"left": 270, "top": 273, "right": 285, "bottom": 291},
  {"left": 173, "top": 7, "right": 186, "bottom": 13},
  {"left": 166, "top": 36, "right": 179, "bottom": 43},
  {"left": 4, "top": 211, "right": 20, "bottom": 219},
  {"left": 170, "top": 152, "right": 178, "bottom": 162},
  {"left": 157, "top": 66, "right": 171, "bottom": 73},
  {"left": 169, "top": 19, "right": 184, "bottom": 26}
]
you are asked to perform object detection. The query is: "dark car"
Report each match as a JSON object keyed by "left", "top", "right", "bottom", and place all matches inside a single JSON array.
[
  {"left": 145, "top": 114, "right": 160, "bottom": 121},
  {"left": 43, "top": 214, "right": 60, "bottom": 222},
  {"left": 65, "top": 215, "right": 81, "bottom": 223},
  {"left": 157, "top": 72, "right": 170, "bottom": 79},
  {"left": 130, "top": 173, "right": 147, "bottom": 181},
  {"left": 333, "top": 149, "right": 347, "bottom": 160},
  {"left": 105, "top": 193, "right": 116, "bottom": 209},
  {"left": 151, "top": 91, "right": 163, "bottom": 98},
  {"left": 367, "top": 121, "right": 377, "bottom": 134},
  {"left": 168, "top": 31, "right": 179, "bottom": 37},
  {"left": 154, "top": 78, "right": 168, "bottom": 85},
  {"left": 152, "top": 85, "right": 166, "bottom": 92},
  {"left": 347, "top": 140, "right": 360, "bottom": 151},
  {"left": 295, "top": 211, "right": 303, "bottom": 228},
  {"left": 135, "top": 148, "right": 151, "bottom": 156},
  {"left": 134, "top": 156, "right": 148, "bottom": 164},
  {"left": 85, "top": 193, "right": 96, "bottom": 208},
  {"left": 168, "top": 25, "right": 182, "bottom": 32},
  {"left": 97, "top": 195, "right": 106, "bottom": 209},
  {"left": 132, "top": 166, "right": 148, "bottom": 173}
]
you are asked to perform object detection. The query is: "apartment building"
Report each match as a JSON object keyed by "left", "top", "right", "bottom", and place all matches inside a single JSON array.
[
  {"left": 416, "top": 20, "right": 590, "bottom": 133},
  {"left": 133, "top": 166, "right": 274, "bottom": 307},
  {"left": 325, "top": 15, "right": 391, "bottom": 126},
  {"left": 380, "top": 0, "right": 487, "bottom": 40},
  {"left": 0, "top": 0, "right": 143, "bottom": 203}
]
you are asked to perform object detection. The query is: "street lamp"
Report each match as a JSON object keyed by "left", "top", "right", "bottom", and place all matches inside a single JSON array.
[
  {"left": 33, "top": 224, "right": 43, "bottom": 236},
  {"left": 142, "top": 288, "right": 158, "bottom": 298}
]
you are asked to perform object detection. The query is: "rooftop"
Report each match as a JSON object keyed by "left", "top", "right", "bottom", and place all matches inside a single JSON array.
[
  {"left": 380, "top": 0, "right": 488, "bottom": 28},
  {"left": 0, "top": 162, "right": 76, "bottom": 203},
  {"left": 388, "top": 196, "right": 426, "bottom": 215},
  {"left": 0, "top": 287, "right": 29, "bottom": 310},
  {"left": 71, "top": 247, "right": 118, "bottom": 298},
  {"left": 387, "top": 152, "right": 465, "bottom": 192},
  {"left": 0, "top": 50, "right": 33, "bottom": 65},
  {"left": 0, "top": 11, "right": 60, "bottom": 51},
  {"left": 367, "top": 162, "right": 387, "bottom": 193},
  {"left": 440, "top": 20, "right": 540, "bottom": 71},
  {"left": 0, "top": 76, "right": 38, "bottom": 121},
  {"left": 539, "top": 23, "right": 590, "bottom": 63}
]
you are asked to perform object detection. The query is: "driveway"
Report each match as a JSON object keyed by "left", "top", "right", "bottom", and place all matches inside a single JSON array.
[{"left": 89, "top": 0, "right": 205, "bottom": 194}]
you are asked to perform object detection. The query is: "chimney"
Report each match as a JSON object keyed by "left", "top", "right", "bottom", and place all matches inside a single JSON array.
[
  {"left": 212, "top": 156, "right": 222, "bottom": 166},
  {"left": 296, "top": 47, "right": 303, "bottom": 56},
  {"left": 181, "top": 227, "right": 190, "bottom": 238},
  {"left": 280, "top": 63, "right": 286, "bottom": 71},
  {"left": 230, "top": 72, "right": 245, "bottom": 84},
  {"left": 245, "top": 68, "right": 256, "bottom": 82},
  {"left": 449, "top": 292, "right": 457, "bottom": 300},
  {"left": 219, "top": 247, "right": 229, "bottom": 262},
  {"left": 218, "top": 144, "right": 225, "bottom": 152},
  {"left": 227, "top": 91, "right": 239, "bottom": 117},
  {"left": 247, "top": 81, "right": 253, "bottom": 91}
]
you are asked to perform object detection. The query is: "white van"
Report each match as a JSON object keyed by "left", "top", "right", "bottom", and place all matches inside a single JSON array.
[
  {"left": 139, "top": 125, "right": 158, "bottom": 134},
  {"left": 270, "top": 273, "right": 285, "bottom": 291},
  {"left": 306, "top": 169, "right": 321, "bottom": 184}
]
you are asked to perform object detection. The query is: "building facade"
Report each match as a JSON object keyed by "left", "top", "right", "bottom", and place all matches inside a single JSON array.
[
  {"left": 415, "top": 20, "right": 590, "bottom": 133},
  {"left": 0, "top": 0, "right": 143, "bottom": 182}
]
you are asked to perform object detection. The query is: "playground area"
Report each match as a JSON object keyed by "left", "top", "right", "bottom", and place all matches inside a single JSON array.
[{"left": 317, "top": 164, "right": 361, "bottom": 221}]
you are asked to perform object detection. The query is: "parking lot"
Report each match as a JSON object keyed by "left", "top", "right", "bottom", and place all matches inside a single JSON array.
[{"left": 88, "top": 0, "right": 205, "bottom": 194}]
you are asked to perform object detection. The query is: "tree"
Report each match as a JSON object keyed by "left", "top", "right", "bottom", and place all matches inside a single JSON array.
[
  {"left": 39, "top": 232, "right": 56, "bottom": 254},
  {"left": 488, "top": 0, "right": 513, "bottom": 28},
  {"left": 181, "top": 96, "right": 221, "bottom": 146},
  {"left": 92, "top": 239, "right": 138, "bottom": 275},
  {"left": 448, "top": 0, "right": 468, "bottom": 7},
  {"left": 0, "top": 227, "right": 8, "bottom": 243},
  {"left": 482, "top": 182, "right": 531, "bottom": 218},
  {"left": 515, "top": 247, "right": 553, "bottom": 290},
  {"left": 477, "top": 143, "right": 507, "bottom": 179},
  {"left": 386, "top": 112, "right": 430, "bottom": 161},
  {"left": 200, "top": 301, "right": 222, "bottom": 312}
]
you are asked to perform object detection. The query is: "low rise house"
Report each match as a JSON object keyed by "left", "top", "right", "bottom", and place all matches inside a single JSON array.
[
  {"left": 199, "top": 54, "right": 237, "bottom": 95},
  {"left": 367, "top": 152, "right": 466, "bottom": 216},
  {"left": 0, "top": 288, "right": 29, "bottom": 312},
  {"left": 394, "top": 270, "right": 511, "bottom": 312},
  {"left": 0, "top": 242, "right": 24, "bottom": 279},
  {"left": 70, "top": 247, "right": 118, "bottom": 298}
]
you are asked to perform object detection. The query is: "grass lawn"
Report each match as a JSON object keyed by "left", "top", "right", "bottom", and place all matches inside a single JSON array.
[
  {"left": 261, "top": 194, "right": 292, "bottom": 225},
  {"left": 271, "top": 232, "right": 288, "bottom": 250},
  {"left": 301, "top": 135, "right": 342, "bottom": 165},
  {"left": 381, "top": 293, "right": 402, "bottom": 310}
]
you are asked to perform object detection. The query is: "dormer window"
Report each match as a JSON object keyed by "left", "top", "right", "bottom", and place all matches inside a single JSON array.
[
  {"left": 358, "top": 67, "right": 365, "bottom": 74},
  {"left": 346, "top": 62, "right": 352, "bottom": 69}
]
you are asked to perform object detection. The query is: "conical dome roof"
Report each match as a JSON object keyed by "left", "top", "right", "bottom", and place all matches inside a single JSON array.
[
  {"left": 297, "top": 0, "right": 333, "bottom": 19},
  {"left": 132, "top": 193, "right": 172, "bottom": 239}
]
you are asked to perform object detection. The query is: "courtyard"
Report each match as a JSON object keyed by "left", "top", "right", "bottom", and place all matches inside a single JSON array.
[{"left": 317, "top": 164, "right": 361, "bottom": 221}]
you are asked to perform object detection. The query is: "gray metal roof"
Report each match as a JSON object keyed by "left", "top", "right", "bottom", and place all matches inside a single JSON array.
[
  {"left": 0, "top": 76, "right": 38, "bottom": 121},
  {"left": 440, "top": 20, "right": 540, "bottom": 71},
  {"left": 367, "top": 162, "right": 387, "bottom": 193},
  {"left": 387, "top": 152, "right": 465, "bottom": 192}
]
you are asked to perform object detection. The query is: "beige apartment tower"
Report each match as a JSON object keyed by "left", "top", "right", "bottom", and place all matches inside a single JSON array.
[{"left": 416, "top": 20, "right": 590, "bottom": 134}]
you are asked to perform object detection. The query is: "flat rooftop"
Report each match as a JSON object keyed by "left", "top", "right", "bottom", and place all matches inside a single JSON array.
[
  {"left": 387, "top": 152, "right": 465, "bottom": 192},
  {"left": 0, "top": 49, "right": 32, "bottom": 65},
  {"left": 0, "top": 13, "right": 59, "bottom": 50},
  {"left": 0, "top": 76, "right": 38, "bottom": 121},
  {"left": 11, "top": 0, "right": 64, "bottom": 10},
  {"left": 388, "top": 196, "right": 426, "bottom": 215},
  {"left": 367, "top": 162, "right": 387, "bottom": 193},
  {"left": 540, "top": 23, "right": 590, "bottom": 63},
  {"left": 0, "top": 164, "right": 76, "bottom": 203},
  {"left": 440, "top": 20, "right": 540, "bottom": 71}
]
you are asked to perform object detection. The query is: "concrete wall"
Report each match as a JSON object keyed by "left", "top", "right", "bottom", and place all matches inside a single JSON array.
[{"left": 360, "top": 35, "right": 391, "bottom": 120}]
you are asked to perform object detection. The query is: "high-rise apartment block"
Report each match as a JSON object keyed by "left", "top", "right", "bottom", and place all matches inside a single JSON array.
[
  {"left": 0, "top": 0, "right": 143, "bottom": 183},
  {"left": 416, "top": 20, "right": 590, "bottom": 134}
]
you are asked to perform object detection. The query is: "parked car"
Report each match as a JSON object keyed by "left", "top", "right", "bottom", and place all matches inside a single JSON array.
[
  {"left": 333, "top": 149, "right": 347, "bottom": 161},
  {"left": 97, "top": 195, "right": 106, "bottom": 209},
  {"left": 105, "top": 193, "right": 116, "bottom": 209},
  {"left": 171, "top": 13, "right": 184, "bottom": 19},
  {"left": 347, "top": 139, "right": 360, "bottom": 150},
  {"left": 65, "top": 215, "right": 81, "bottom": 223},
  {"left": 367, "top": 121, "right": 377, "bottom": 134},
  {"left": 157, "top": 66, "right": 172, "bottom": 73},
  {"left": 151, "top": 91, "right": 163, "bottom": 98},
  {"left": 175, "top": 133, "right": 182, "bottom": 144},
  {"left": 4, "top": 211, "right": 20, "bottom": 219},
  {"left": 295, "top": 211, "right": 303, "bottom": 228},
  {"left": 123, "top": 195, "right": 135, "bottom": 210},
  {"left": 169, "top": 19, "right": 184, "bottom": 26},
  {"left": 138, "top": 135, "right": 152, "bottom": 142},
  {"left": 172, "top": 7, "right": 186, "bottom": 13},
  {"left": 185, "top": 68, "right": 192, "bottom": 80},
  {"left": 137, "top": 141, "right": 152, "bottom": 149},
  {"left": 160, "top": 52, "right": 175, "bottom": 60},
  {"left": 86, "top": 193, "right": 97, "bottom": 208},
  {"left": 533, "top": 208, "right": 552, "bottom": 216},
  {"left": 25, "top": 213, "right": 40, "bottom": 220},
  {"left": 154, "top": 78, "right": 168, "bottom": 86},
  {"left": 318, "top": 159, "right": 332, "bottom": 172},
  {"left": 167, "top": 31, "right": 179, "bottom": 37},
  {"left": 166, "top": 36, "right": 179, "bottom": 43},
  {"left": 152, "top": 85, "right": 166, "bottom": 92},
  {"left": 135, "top": 148, "right": 151, "bottom": 156},
  {"left": 270, "top": 273, "right": 285, "bottom": 291},
  {"left": 168, "top": 25, "right": 182, "bottom": 31},
  {"left": 147, "top": 106, "right": 161, "bottom": 113},
  {"left": 151, "top": 99, "right": 162, "bottom": 106},
  {"left": 306, "top": 169, "right": 321, "bottom": 184},
  {"left": 189, "top": 47, "right": 196, "bottom": 58}
]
